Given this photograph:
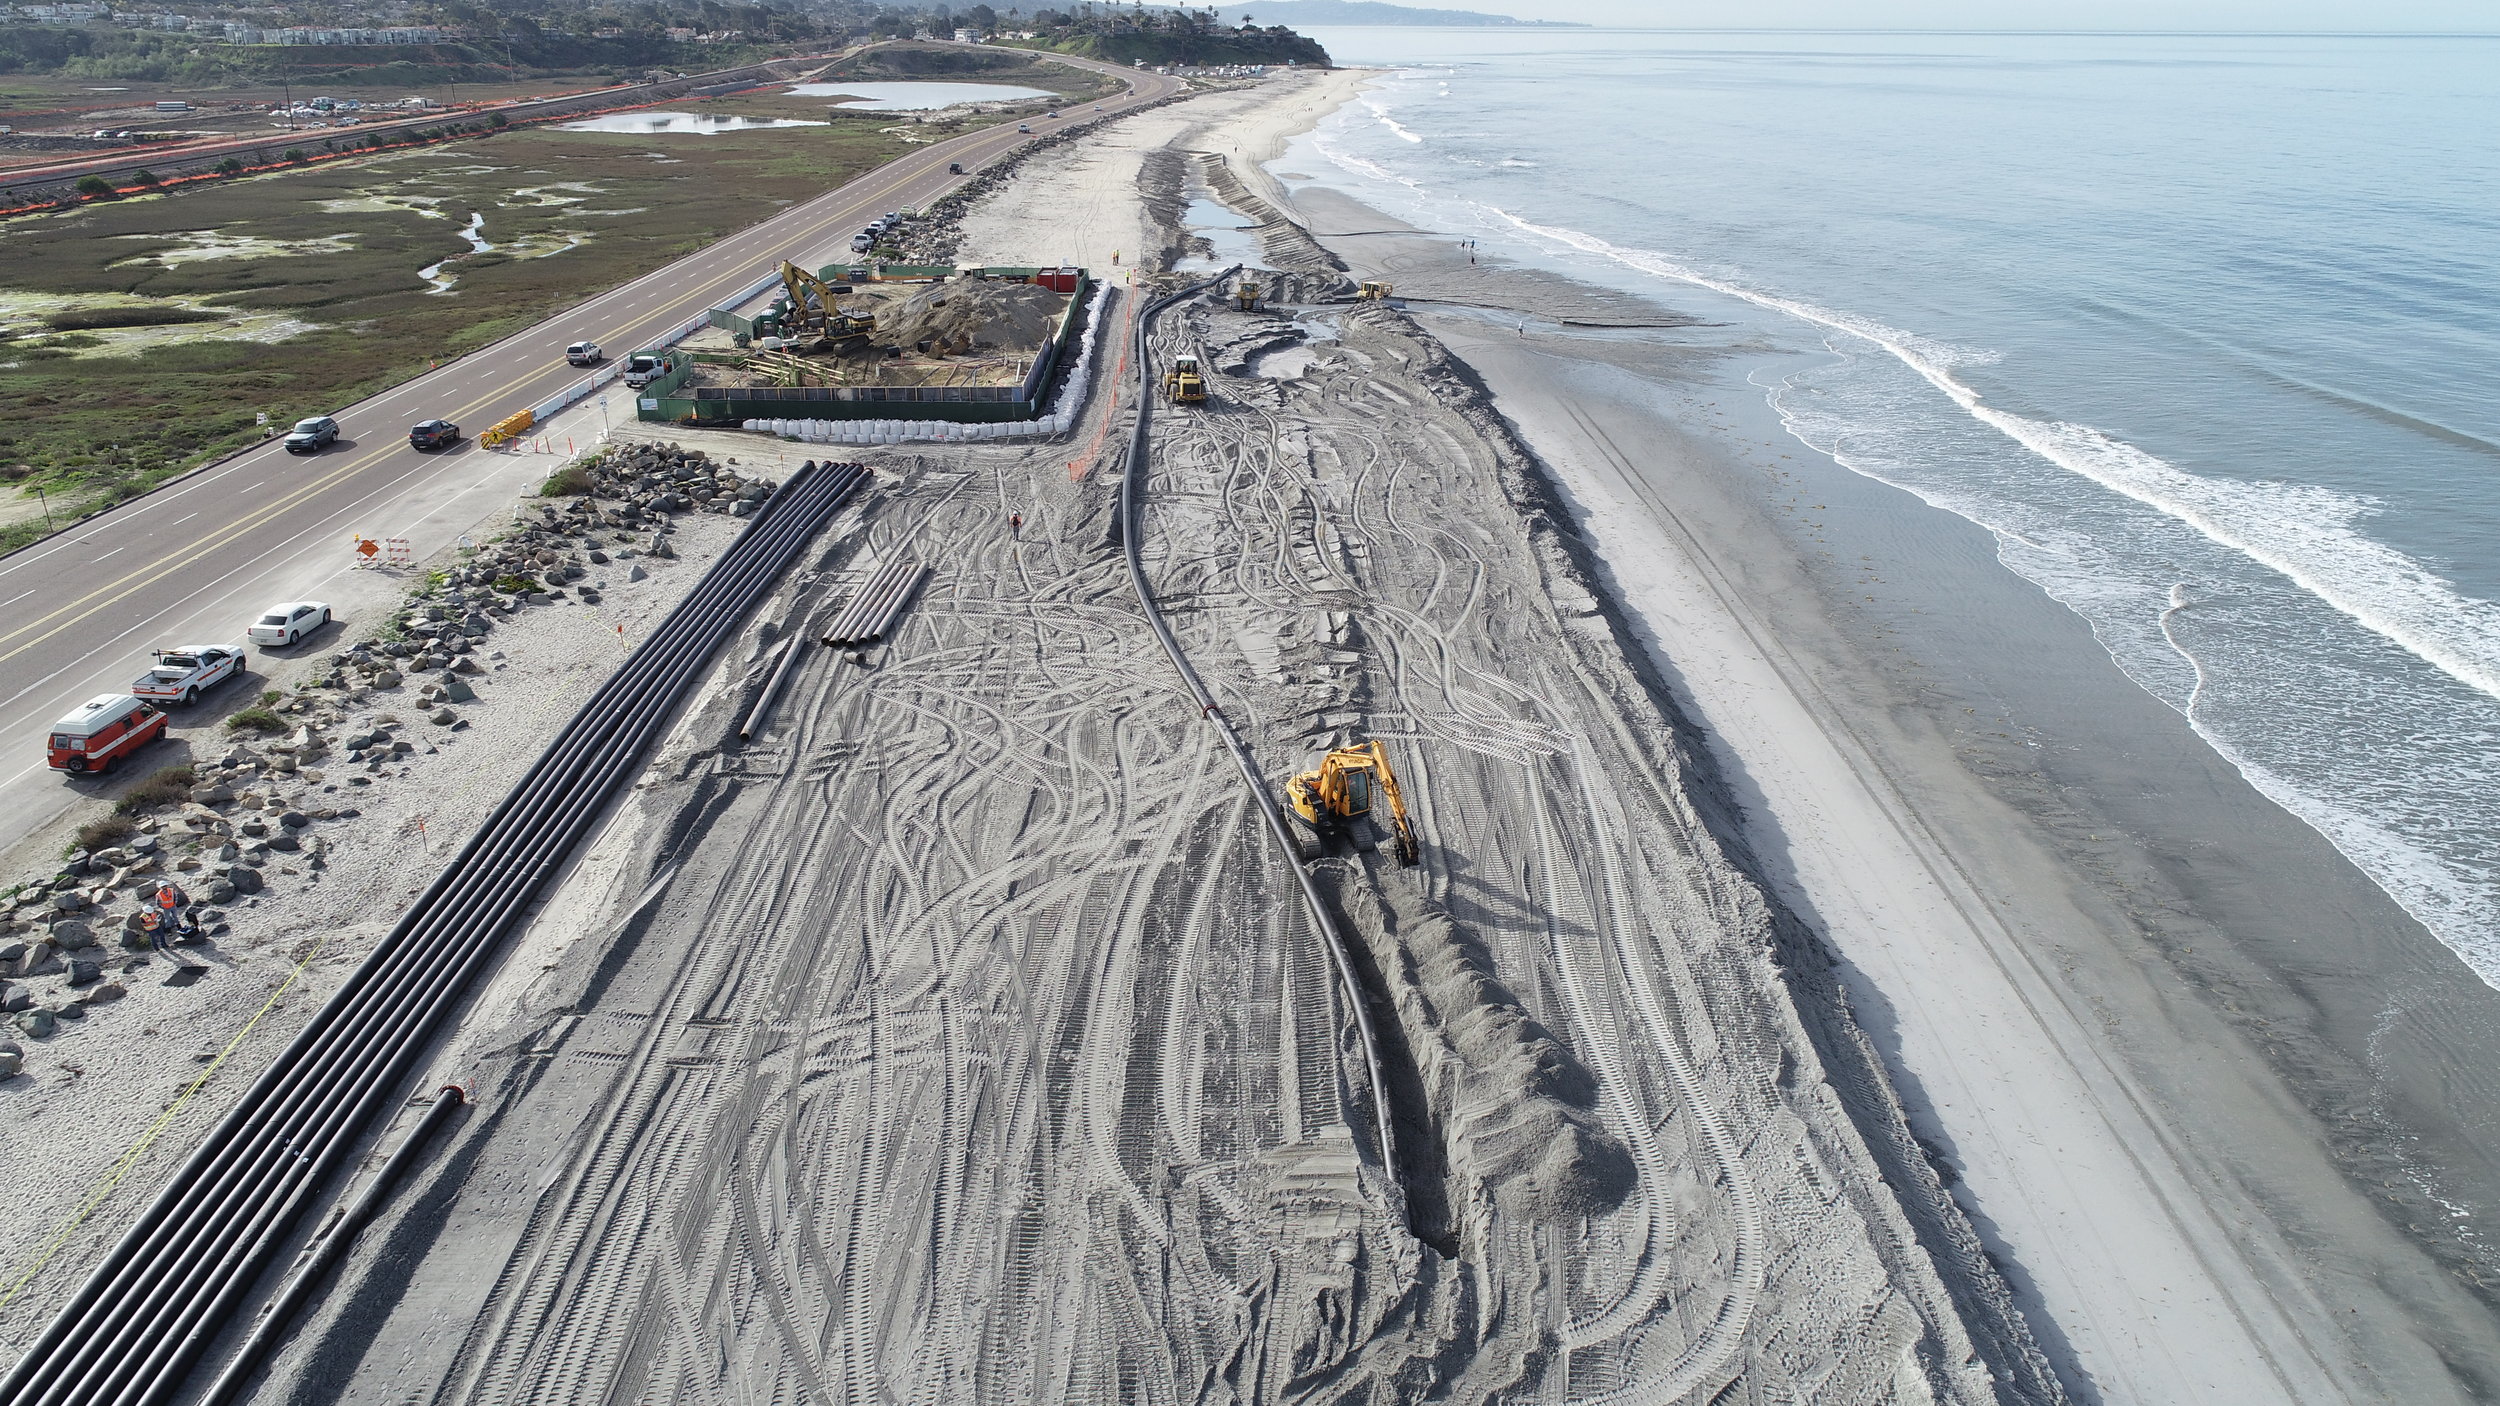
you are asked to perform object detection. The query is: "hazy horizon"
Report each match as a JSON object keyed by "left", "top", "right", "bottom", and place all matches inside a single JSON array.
[{"left": 1293, "top": 0, "right": 2500, "bottom": 32}]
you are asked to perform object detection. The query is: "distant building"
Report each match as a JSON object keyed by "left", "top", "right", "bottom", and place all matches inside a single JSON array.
[{"left": 953, "top": 27, "right": 982, "bottom": 42}]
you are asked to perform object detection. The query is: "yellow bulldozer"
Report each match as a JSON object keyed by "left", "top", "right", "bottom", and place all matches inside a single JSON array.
[
  {"left": 1165, "top": 353, "right": 1207, "bottom": 405},
  {"left": 1356, "top": 280, "right": 1393, "bottom": 301},
  {"left": 1285, "top": 740, "right": 1420, "bottom": 867}
]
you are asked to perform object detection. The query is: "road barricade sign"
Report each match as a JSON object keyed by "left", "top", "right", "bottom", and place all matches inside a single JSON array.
[{"left": 479, "top": 408, "right": 536, "bottom": 449}]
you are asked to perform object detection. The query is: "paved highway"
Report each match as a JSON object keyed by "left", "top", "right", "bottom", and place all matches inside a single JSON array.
[{"left": 0, "top": 54, "right": 1183, "bottom": 862}]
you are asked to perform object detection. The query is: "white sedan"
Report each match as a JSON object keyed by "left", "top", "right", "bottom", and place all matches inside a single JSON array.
[{"left": 248, "top": 601, "right": 332, "bottom": 647}]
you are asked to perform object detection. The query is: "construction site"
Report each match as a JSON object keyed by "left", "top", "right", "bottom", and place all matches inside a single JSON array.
[
  {"left": 0, "top": 74, "right": 2071, "bottom": 1406},
  {"left": 635, "top": 261, "right": 1093, "bottom": 430}
]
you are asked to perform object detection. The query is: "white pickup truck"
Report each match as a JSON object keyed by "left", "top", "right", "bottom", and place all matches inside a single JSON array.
[{"left": 131, "top": 643, "right": 248, "bottom": 707}]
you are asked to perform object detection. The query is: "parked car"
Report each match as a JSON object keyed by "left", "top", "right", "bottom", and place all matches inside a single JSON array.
[
  {"left": 129, "top": 642, "right": 247, "bottom": 706},
  {"left": 849, "top": 232, "right": 874, "bottom": 253},
  {"left": 622, "top": 352, "right": 664, "bottom": 388},
  {"left": 283, "top": 415, "right": 339, "bottom": 454},
  {"left": 248, "top": 601, "right": 331, "bottom": 647},
  {"left": 409, "top": 418, "right": 460, "bottom": 450},
  {"left": 46, "top": 694, "right": 166, "bottom": 775},
  {"left": 565, "top": 340, "right": 603, "bottom": 366}
]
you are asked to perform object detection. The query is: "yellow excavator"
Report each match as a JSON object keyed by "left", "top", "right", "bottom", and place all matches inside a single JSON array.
[
  {"left": 1165, "top": 352, "right": 1207, "bottom": 405},
  {"left": 1285, "top": 740, "right": 1420, "bottom": 867},
  {"left": 1234, "top": 279, "right": 1261, "bottom": 312},
  {"left": 775, "top": 260, "right": 876, "bottom": 344}
]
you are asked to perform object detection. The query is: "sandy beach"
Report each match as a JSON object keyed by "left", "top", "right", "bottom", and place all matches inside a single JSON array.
[
  {"left": 1272, "top": 169, "right": 2500, "bottom": 1399},
  {"left": 8, "top": 54, "right": 2495, "bottom": 1406}
]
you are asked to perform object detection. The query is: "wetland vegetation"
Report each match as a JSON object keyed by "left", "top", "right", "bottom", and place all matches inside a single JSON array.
[{"left": 0, "top": 69, "right": 1101, "bottom": 551}]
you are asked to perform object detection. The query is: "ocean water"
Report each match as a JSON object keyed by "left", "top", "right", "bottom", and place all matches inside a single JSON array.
[{"left": 1290, "top": 28, "right": 2500, "bottom": 985}]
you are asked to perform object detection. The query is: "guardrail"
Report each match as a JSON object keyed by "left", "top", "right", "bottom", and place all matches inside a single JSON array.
[{"left": 0, "top": 459, "right": 872, "bottom": 1406}]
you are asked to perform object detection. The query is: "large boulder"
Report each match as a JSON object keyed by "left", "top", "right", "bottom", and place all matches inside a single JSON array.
[
  {"left": 226, "top": 867, "right": 264, "bottom": 896},
  {"left": 65, "top": 959, "right": 102, "bottom": 988},
  {"left": 47, "top": 921, "right": 96, "bottom": 951},
  {"left": 13, "top": 1008, "right": 55, "bottom": 1040}
]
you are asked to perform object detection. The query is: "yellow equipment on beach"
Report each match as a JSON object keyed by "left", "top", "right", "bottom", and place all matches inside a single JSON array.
[
  {"left": 1285, "top": 740, "right": 1421, "bottom": 867},
  {"left": 1165, "top": 353, "right": 1207, "bottom": 405},
  {"left": 1356, "top": 281, "right": 1393, "bottom": 301},
  {"left": 1234, "top": 280, "right": 1261, "bottom": 312}
]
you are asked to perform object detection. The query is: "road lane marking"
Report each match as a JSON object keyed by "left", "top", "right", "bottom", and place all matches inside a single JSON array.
[{"left": 0, "top": 67, "right": 1172, "bottom": 664}]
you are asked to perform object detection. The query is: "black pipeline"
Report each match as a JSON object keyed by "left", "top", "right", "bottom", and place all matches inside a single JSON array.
[
  {"left": 0, "top": 460, "right": 869, "bottom": 1406},
  {"left": 1113, "top": 271, "right": 1402, "bottom": 1189}
]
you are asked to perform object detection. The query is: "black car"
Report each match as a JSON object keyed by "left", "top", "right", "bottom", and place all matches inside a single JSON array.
[
  {"left": 282, "top": 415, "right": 338, "bottom": 454},
  {"left": 409, "top": 418, "right": 460, "bottom": 450}
]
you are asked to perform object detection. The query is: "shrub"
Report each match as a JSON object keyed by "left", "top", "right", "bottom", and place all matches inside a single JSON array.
[
  {"left": 488, "top": 111, "right": 508, "bottom": 127},
  {"left": 71, "top": 815, "right": 137, "bottom": 854},
  {"left": 283, "top": 147, "right": 307, "bottom": 163},
  {"left": 260, "top": 688, "right": 281, "bottom": 705},
  {"left": 114, "top": 764, "right": 195, "bottom": 814},
  {"left": 492, "top": 573, "right": 541, "bottom": 595},
  {"left": 216, "top": 156, "right": 243, "bottom": 175},
  {"left": 76, "top": 175, "right": 113, "bottom": 197},
  {"left": 224, "top": 707, "right": 285, "bottom": 736},
  {"left": 540, "top": 463, "right": 593, "bottom": 497}
]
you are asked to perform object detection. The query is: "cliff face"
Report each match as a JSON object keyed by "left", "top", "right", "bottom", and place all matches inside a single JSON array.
[{"left": 1007, "top": 26, "right": 1331, "bottom": 69}]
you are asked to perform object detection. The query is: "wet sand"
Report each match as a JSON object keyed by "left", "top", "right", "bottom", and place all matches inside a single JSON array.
[{"left": 1282, "top": 185, "right": 2500, "bottom": 1401}]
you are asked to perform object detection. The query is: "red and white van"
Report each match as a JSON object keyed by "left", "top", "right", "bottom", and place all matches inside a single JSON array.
[{"left": 47, "top": 693, "right": 168, "bottom": 775}]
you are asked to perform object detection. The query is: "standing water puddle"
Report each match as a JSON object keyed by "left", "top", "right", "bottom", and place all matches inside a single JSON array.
[
  {"left": 418, "top": 212, "right": 492, "bottom": 294},
  {"left": 1175, "top": 194, "right": 1264, "bottom": 274}
]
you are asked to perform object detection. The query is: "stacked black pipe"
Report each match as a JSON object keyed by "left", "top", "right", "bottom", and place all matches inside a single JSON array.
[{"left": 0, "top": 460, "right": 870, "bottom": 1406}]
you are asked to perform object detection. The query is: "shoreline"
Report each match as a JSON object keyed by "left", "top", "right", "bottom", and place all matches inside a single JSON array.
[{"left": 1262, "top": 167, "right": 2500, "bottom": 1397}]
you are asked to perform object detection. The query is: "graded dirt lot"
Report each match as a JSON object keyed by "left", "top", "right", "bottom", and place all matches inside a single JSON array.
[{"left": 216, "top": 76, "right": 2055, "bottom": 1405}]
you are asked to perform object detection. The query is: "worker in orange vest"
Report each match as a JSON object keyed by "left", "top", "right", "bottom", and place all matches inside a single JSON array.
[{"left": 154, "top": 881, "right": 198, "bottom": 938}]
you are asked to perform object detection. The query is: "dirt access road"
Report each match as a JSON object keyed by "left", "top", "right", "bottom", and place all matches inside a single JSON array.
[
  {"left": 0, "top": 52, "right": 1177, "bottom": 868},
  {"left": 236, "top": 139, "right": 2052, "bottom": 1405}
]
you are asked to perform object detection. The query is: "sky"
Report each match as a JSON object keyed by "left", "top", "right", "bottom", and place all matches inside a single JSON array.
[{"left": 1453, "top": 0, "right": 2500, "bottom": 28}]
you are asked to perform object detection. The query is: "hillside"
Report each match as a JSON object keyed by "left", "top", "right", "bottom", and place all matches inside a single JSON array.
[{"left": 1212, "top": 1, "right": 1585, "bottom": 25}]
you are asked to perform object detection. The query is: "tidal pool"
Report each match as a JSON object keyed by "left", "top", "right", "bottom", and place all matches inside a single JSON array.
[
  {"left": 784, "top": 81, "right": 1054, "bottom": 110},
  {"left": 555, "top": 111, "right": 827, "bottom": 134}
]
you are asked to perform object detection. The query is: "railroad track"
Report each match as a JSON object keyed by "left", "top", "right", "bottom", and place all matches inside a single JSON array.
[{"left": 0, "top": 459, "right": 871, "bottom": 1406}]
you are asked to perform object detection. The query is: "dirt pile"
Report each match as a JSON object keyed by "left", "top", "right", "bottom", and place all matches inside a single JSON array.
[
  {"left": 868, "top": 279, "right": 1063, "bottom": 357},
  {"left": 1325, "top": 862, "right": 1636, "bottom": 1228}
]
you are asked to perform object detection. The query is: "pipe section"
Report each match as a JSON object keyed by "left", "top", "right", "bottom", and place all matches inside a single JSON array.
[
  {"left": 1, "top": 461, "right": 869, "bottom": 1406},
  {"left": 1114, "top": 270, "right": 1403, "bottom": 1190}
]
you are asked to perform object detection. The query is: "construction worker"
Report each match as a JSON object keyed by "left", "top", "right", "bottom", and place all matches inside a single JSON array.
[
  {"left": 139, "top": 907, "right": 177, "bottom": 961},
  {"left": 155, "top": 880, "right": 197, "bottom": 938}
]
